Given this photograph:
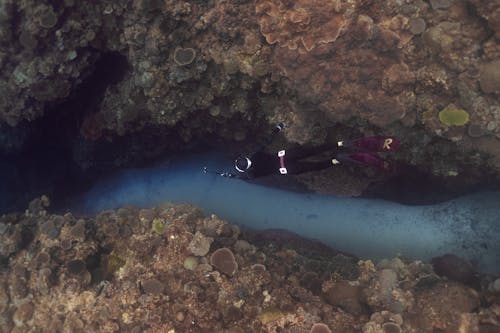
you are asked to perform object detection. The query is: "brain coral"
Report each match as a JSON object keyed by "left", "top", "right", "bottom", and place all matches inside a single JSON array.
[{"left": 255, "top": 0, "right": 350, "bottom": 52}]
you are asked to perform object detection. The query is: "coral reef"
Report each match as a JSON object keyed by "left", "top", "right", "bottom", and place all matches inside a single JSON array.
[
  {"left": 0, "top": 1, "right": 111, "bottom": 126},
  {"left": 1, "top": 0, "right": 499, "bottom": 330},
  {"left": 0, "top": 0, "right": 269, "bottom": 149},
  {"left": 254, "top": 0, "right": 500, "bottom": 179},
  {"left": 255, "top": 0, "right": 350, "bottom": 52},
  {"left": 0, "top": 0, "right": 499, "bottom": 192},
  {"left": 0, "top": 198, "right": 499, "bottom": 332}
]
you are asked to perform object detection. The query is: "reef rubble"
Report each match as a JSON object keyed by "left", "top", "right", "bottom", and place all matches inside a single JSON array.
[{"left": 0, "top": 197, "right": 499, "bottom": 333}]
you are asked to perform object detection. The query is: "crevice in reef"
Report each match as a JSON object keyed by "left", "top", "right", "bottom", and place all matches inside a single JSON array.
[
  {"left": 0, "top": 51, "right": 130, "bottom": 213},
  {"left": 2, "top": 130, "right": 500, "bottom": 214},
  {"left": 362, "top": 164, "right": 500, "bottom": 205},
  {"left": 86, "top": 247, "right": 113, "bottom": 285},
  {"left": 1, "top": 53, "right": 498, "bottom": 212}
]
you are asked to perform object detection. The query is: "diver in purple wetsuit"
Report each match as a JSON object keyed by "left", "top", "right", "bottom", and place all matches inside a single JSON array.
[{"left": 211, "top": 123, "right": 400, "bottom": 179}]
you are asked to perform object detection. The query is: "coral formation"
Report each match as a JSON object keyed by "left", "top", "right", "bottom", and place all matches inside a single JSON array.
[
  {"left": 188, "top": 231, "right": 214, "bottom": 257},
  {"left": 479, "top": 60, "right": 500, "bottom": 94},
  {"left": 0, "top": 0, "right": 499, "bottom": 200},
  {"left": 439, "top": 104, "right": 470, "bottom": 126},
  {"left": 151, "top": 218, "right": 166, "bottom": 235},
  {"left": 310, "top": 323, "right": 332, "bottom": 333},
  {"left": 141, "top": 278, "right": 165, "bottom": 295},
  {"left": 173, "top": 47, "right": 196, "bottom": 66},
  {"left": 253, "top": 0, "right": 500, "bottom": 181},
  {"left": 0, "top": 198, "right": 499, "bottom": 332},
  {"left": 210, "top": 247, "right": 238, "bottom": 277},
  {"left": 255, "top": 0, "right": 349, "bottom": 52}
]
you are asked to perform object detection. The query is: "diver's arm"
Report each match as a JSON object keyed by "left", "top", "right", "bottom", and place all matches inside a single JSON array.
[
  {"left": 220, "top": 172, "right": 252, "bottom": 180},
  {"left": 203, "top": 168, "right": 251, "bottom": 180}
]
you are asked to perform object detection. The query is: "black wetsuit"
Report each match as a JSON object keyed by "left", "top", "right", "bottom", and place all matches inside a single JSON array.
[
  {"left": 232, "top": 125, "right": 335, "bottom": 179},
  {"left": 225, "top": 126, "right": 398, "bottom": 179},
  {"left": 245, "top": 146, "right": 334, "bottom": 178}
]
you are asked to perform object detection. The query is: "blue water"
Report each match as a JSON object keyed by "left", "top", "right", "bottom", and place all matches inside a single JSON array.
[{"left": 74, "top": 151, "right": 500, "bottom": 275}]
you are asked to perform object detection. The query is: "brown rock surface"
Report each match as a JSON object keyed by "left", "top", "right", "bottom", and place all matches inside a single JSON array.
[
  {"left": 0, "top": 198, "right": 498, "bottom": 332},
  {"left": 0, "top": 0, "right": 499, "bottom": 194}
]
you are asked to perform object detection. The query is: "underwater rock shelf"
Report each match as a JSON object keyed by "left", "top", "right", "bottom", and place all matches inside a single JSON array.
[
  {"left": 1, "top": 197, "right": 500, "bottom": 332},
  {"left": 0, "top": 0, "right": 499, "bottom": 331},
  {"left": 1, "top": 0, "right": 500, "bottom": 192}
]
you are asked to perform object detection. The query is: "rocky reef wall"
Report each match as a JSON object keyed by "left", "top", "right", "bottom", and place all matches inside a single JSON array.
[
  {"left": 0, "top": 0, "right": 499, "bottom": 191},
  {"left": 0, "top": 198, "right": 499, "bottom": 332}
]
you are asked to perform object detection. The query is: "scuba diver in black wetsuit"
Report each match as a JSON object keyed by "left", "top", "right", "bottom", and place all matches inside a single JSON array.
[{"left": 206, "top": 123, "right": 400, "bottom": 179}]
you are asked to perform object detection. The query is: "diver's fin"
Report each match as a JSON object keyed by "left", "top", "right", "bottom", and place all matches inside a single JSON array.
[
  {"left": 341, "top": 136, "right": 400, "bottom": 152},
  {"left": 337, "top": 152, "right": 391, "bottom": 171}
]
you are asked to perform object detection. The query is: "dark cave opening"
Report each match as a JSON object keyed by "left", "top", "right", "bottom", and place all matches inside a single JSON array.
[{"left": 0, "top": 51, "right": 131, "bottom": 213}]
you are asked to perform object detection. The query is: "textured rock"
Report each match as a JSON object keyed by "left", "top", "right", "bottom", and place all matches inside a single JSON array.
[
  {"left": 0, "top": 200, "right": 498, "bottom": 332},
  {"left": 469, "top": 0, "right": 500, "bottom": 39}
]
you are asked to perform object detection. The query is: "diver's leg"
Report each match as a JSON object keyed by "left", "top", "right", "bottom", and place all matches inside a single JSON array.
[
  {"left": 283, "top": 145, "right": 331, "bottom": 161},
  {"left": 337, "top": 152, "right": 391, "bottom": 171},
  {"left": 340, "top": 136, "right": 400, "bottom": 152},
  {"left": 286, "top": 159, "right": 334, "bottom": 175}
]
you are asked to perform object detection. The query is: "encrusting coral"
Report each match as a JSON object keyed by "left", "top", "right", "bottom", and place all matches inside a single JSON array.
[
  {"left": 255, "top": 0, "right": 349, "bottom": 52},
  {"left": 439, "top": 104, "right": 470, "bottom": 126},
  {"left": 210, "top": 247, "right": 238, "bottom": 277}
]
